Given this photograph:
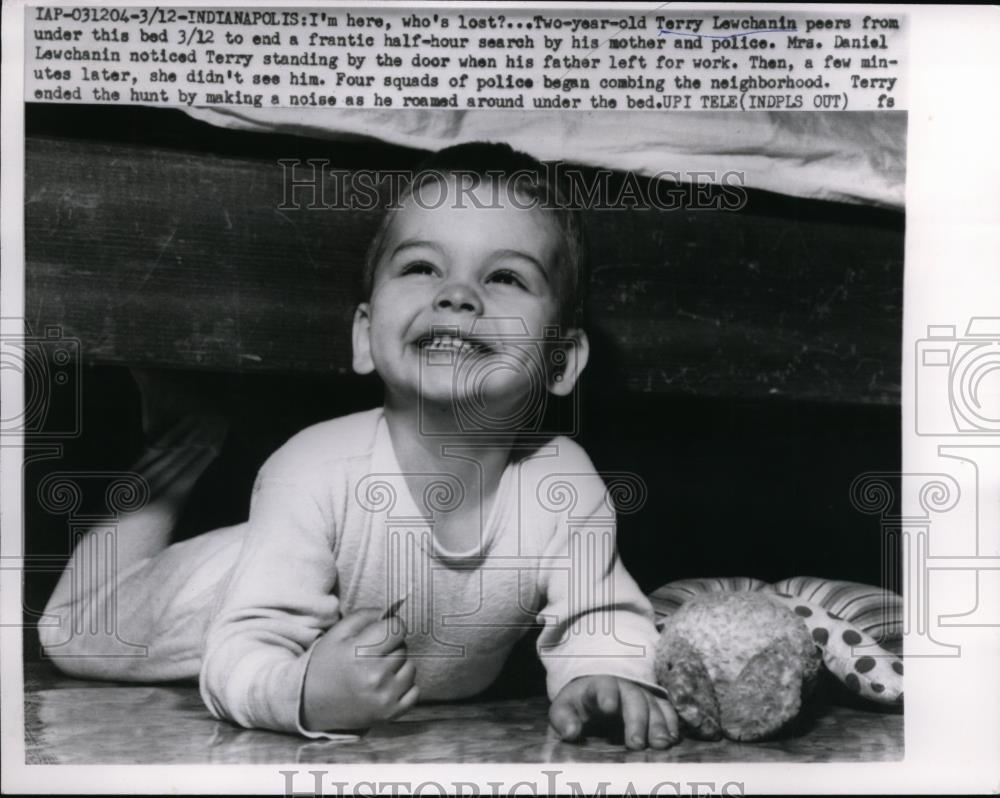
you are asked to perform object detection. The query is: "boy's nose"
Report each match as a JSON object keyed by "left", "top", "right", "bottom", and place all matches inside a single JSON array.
[{"left": 433, "top": 281, "right": 482, "bottom": 314}]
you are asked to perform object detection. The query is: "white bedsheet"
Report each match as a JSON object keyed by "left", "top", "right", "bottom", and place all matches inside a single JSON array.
[{"left": 185, "top": 108, "right": 905, "bottom": 208}]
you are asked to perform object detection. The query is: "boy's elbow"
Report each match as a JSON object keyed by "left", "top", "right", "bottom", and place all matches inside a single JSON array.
[
  {"left": 36, "top": 594, "right": 79, "bottom": 670},
  {"left": 36, "top": 594, "right": 145, "bottom": 681},
  {"left": 36, "top": 613, "right": 101, "bottom": 680}
]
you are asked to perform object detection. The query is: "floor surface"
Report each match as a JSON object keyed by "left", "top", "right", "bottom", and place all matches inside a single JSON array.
[{"left": 24, "top": 661, "right": 903, "bottom": 764}]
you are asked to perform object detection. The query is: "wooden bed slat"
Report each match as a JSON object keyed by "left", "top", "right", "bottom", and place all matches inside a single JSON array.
[{"left": 25, "top": 136, "right": 903, "bottom": 404}]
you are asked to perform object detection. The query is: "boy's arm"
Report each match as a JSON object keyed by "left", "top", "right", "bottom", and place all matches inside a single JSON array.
[
  {"left": 199, "top": 470, "right": 349, "bottom": 738},
  {"left": 534, "top": 470, "right": 666, "bottom": 701},
  {"left": 532, "top": 465, "right": 678, "bottom": 747}
]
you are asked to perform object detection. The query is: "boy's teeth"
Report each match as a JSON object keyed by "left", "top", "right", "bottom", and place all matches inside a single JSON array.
[{"left": 424, "top": 335, "right": 482, "bottom": 351}]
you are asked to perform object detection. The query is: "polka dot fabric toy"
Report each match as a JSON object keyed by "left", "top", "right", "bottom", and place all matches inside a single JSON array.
[
  {"left": 650, "top": 577, "right": 903, "bottom": 742},
  {"left": 766, "top": 591, "right": 903, "bottom": 704}
]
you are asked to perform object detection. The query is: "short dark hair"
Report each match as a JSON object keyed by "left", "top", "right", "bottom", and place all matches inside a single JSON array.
[{"left": 361, "top": 142, "right": 588, "bottom": 328}]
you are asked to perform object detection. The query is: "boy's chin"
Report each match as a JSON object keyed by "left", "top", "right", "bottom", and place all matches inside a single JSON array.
[{"left": 418, "top": 393, "right": 545, "bottom": 435}]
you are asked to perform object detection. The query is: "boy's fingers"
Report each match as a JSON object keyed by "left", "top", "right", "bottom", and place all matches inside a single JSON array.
[
  {"left": 388, "top": 684, "right": 420, "bottom": 720},
  {"left": 393, "top": 659, "right": 417, "bottom": 692},
  {"left": 645, "top": 693, "right": 678, "bottom": 748},
  {"left": 383, "top": 647, "right": 410, "bottom": 673},
  {"left": 353, "top": 615, "right": 407, "bottom": 656},
  {"left": 385, "top": 661, "right": 417, "bottom": 704},
  {"left": 371, "top": 648, "right": 409, "bottom": 687},
  {"left": 619, "top": 681, "right": 650, "bottom": 750},
  {"left": 653, "top": 695, "right": 680, "bottom": 741},
  {"left": 583, "top": 676, "right": 619, "bottom": 717},
  {"left": 549, "top": 699, "right": 584, "bottom": 741}
]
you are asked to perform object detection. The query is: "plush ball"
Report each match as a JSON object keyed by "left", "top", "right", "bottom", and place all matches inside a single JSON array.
[{"left": 654, "top": 592, "right": 822, "bottom": 741}]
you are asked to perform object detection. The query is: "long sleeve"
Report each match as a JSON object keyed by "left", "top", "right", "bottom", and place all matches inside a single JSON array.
[
  {"left": 533, "top": 462, "right": 667, "bottom": 701},
  {"left": 199, "top": 461, "right": 346, "bottom": 737}
]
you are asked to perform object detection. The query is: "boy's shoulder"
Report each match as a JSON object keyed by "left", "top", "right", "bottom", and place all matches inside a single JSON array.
[
  {"left": 517, "top": 434, "right": 596, "bottom": 473},
  {"left": 516, "top": 434, "right": 605, "bottom": 492},
  {"left": 258, "top": 407, "right": 384, "bottom": 481},
  {"left": 514, "top": 436, "right": 619, "bottom": 519}
]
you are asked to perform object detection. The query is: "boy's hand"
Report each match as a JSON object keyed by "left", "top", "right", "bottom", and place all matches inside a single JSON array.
[
  {"left": 301, "top": 608, "right": 419, "bottom": 733},
  {"left": 549, "top": 675, "right": 680, "bottom": 750}
]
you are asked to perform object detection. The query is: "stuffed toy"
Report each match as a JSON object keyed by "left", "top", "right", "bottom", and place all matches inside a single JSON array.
[{"left": 650, "top": 577, "right": 904, "bottom": 742}]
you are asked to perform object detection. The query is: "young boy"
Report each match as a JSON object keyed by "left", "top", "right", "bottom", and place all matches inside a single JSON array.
[{"left": 40, "top": 143, "right": 679, "bottom": 750}]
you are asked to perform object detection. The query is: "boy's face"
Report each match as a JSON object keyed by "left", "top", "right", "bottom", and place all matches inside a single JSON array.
[{"left": 352, "top": 178, "right": 588, "bottom": 417}]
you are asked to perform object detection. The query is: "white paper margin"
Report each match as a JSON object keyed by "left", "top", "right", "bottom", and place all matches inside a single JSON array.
[{"left": 2, "top": 1, "right": 999, "bottom": 794}]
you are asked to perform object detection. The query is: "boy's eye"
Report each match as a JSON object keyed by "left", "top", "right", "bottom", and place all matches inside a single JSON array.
[
  {"left": 488, "top": 269, "right": 527, "bottom": 289},
  {"left": 401, "top": 261, "right": 436, "bottom": 276}
]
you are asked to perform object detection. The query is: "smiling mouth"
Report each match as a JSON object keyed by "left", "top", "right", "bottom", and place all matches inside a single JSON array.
[{"left": 417, "top": 334, "right": 496, "bottom": 355}]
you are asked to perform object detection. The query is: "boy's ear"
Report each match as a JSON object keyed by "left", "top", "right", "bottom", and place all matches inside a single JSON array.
[
  {"left": 352, "top": 303, "right": 375, "bottom": 375},
  {"left": 547, "top": 328, "right": 589, "bottom": 397}
]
